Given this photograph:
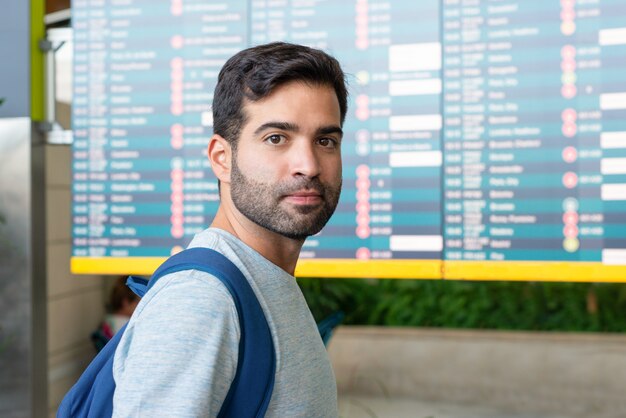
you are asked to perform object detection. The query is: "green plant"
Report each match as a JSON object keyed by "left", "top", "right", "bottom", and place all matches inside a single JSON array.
[{"left": 297, "top": 278, "right": 626, "bottom": 332}]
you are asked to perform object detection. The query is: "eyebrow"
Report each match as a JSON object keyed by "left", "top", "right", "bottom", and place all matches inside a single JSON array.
[
  {"left": 253, "top": 121, "right": 298, "bottom": 136},
  {"left": 253, "top": 121, "right": 343, "bottom": 138},
  {"left": 318, "top": 125, "right": 344, "bottom": 139}
]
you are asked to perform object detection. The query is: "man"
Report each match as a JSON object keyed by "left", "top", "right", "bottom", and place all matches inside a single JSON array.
[{"left": 112, "top": 42, "right": 348, "bottom": 417}]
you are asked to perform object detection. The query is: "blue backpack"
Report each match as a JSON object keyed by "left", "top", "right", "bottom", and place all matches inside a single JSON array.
[{"left": 57, "top": 247, "right": 275, "bottom": 418}]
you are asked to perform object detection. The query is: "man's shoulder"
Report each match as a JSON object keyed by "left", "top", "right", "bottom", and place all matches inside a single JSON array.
[
  {"left": 150, "top": 227, "right": 240, "bottom": 285},
  {"left": 144, "top": 267, "right": 234, "bottom": 308},
  {"left": 123, "top": 267, "right": 238, "bottom": 335}
]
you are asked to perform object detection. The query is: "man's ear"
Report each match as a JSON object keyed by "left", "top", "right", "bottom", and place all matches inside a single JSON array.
[{"left": 207, "top": 134, "right": 232, "bottom": 184}]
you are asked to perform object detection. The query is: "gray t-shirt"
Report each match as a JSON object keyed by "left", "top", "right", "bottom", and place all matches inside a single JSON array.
[{"left": 112, "top": 228, "right": 338, "bottom": 417}]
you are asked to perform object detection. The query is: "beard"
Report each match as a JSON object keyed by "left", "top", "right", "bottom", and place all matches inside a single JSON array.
[{"left": 230, "top": 157, "right": 342, "bottom": 240}]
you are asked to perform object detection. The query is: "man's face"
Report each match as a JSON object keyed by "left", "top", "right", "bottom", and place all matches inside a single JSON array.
[{"left": 229, "top": 81, "right": 343, "bottom": 240}]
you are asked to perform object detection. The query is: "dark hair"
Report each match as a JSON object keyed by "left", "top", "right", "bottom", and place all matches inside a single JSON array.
[
  {"left": 212, "top": 42, "right": 348, "bottom": 147},
  {"left": 108, "top": 276, "right": 139, "bottom": 313}
]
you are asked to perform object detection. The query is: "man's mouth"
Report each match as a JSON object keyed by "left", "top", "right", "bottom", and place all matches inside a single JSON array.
[{"left": 283, "top": 190, "right": 323, "bottom": 205}]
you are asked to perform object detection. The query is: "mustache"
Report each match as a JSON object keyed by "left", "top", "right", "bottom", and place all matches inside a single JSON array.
[{"left": 276, "top": 177, "right": 327, "bottom": 196}]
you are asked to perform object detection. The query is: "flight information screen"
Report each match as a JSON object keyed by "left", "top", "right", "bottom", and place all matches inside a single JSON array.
[{"left": 71, "top": 0, "right": 626, "bottom": 281}]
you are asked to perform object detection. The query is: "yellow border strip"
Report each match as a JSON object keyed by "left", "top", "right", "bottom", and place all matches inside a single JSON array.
[
  {"left": 444, "top": 261, "right": 626, "bottom": 282},
  {"left": 71, "top": 257, "right": 442, "bottom": 279},
  {"left": 71, "top": 257, "right": 167, "bottom": 276},
  {"left": 295, "top": 259, "right": 442, "bottom": 279},
  {"left": 71, "top": 257, "right": 626, "bottom": 282},
  {"left": 31, "top": 0, "right": 45, "bottom": 120}
]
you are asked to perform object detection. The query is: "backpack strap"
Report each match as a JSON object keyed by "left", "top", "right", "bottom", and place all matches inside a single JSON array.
[
  {"left": 146, "top": 247, "right": 276, "bottom": 418},
  {"left": 125, "top": 275, "right": 148, "bottom": 297}
]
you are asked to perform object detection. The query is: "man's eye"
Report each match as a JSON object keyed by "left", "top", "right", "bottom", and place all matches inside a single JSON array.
[
  {"left": 317, "top": 137, "right": 337, "bottom": 148},
  {"left": 265, "top": 134, "right": 286, "bottom": 145}
]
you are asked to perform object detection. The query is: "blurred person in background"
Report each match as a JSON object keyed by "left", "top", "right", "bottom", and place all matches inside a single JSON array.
[{"left": 91, "top": 276, "right": 139, "bottom": 352}]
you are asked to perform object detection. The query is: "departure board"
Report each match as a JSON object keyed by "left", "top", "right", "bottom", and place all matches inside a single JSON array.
[{"left": 71, "top": 0, "right": 626, "bottom": 281}]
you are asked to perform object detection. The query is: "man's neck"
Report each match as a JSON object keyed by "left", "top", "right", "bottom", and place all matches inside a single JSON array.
[{"left": 210, "top": 205, "right": 304, "bottom": 275}]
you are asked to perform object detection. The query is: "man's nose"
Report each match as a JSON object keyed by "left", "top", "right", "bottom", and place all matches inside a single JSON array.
[{"left": 290, "top": 140, "right": 321, "bottom": 179}]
